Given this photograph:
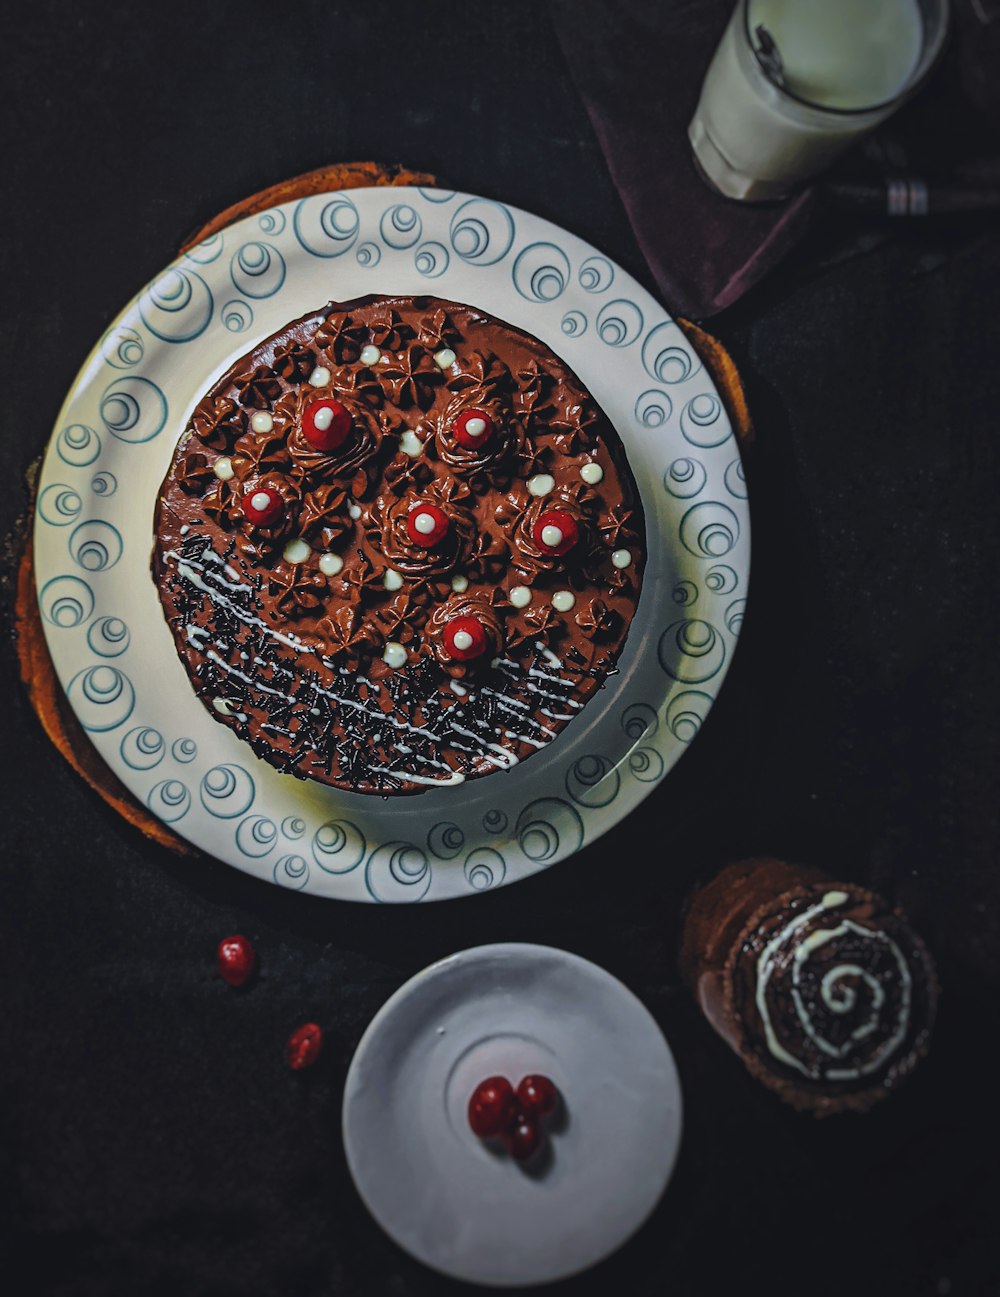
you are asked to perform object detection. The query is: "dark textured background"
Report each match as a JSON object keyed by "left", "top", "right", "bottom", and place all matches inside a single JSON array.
[{"left": 2, "top": 3, "right": 998, "bottom": 1295}]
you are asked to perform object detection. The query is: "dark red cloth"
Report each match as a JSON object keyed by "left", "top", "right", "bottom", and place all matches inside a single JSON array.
[{"left": 549, "top": 0, "right": 817, "bottom": 318}]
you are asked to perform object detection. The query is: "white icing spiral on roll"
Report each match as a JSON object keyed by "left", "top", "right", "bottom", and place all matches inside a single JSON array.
[{"left": 755, "top": 891, "right": 913, "bottom": 1082}]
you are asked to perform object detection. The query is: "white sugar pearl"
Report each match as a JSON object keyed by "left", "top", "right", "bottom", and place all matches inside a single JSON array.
[
  {"left": 399, "top": 430, "right": 423, "bottom": 457},
  {"left": 384, "top": 569, "right": 404, "bottom": 591},
  {"left": 552, "top": 590, "right": 576, "bottom": 612},
  {"left": 465, "top": 416, "right": 487, "bottom": 437},
  {"left": 413, "top": 511, "right": 436, "bottom": 536},
  {"left": 348, "top": 503, "right": 362, "bottom": 520},
  {"left": 313, "top": 405, "right": 334, "bottom": 431},
  {"left": 250, "top": 411, "right": 273, "bottom": 433},
  {"left": 527, "top": 473, "right": 555, "bottom": 497},
  {"left": 541, "top": 524, "right": 564, "bottom": 549},
  {"left": 383, "top": 642, "right": 407, "bottom": 668},
  {"left": 213, "top": 698, "right": 235, "bottom": 716},
  {"left": 308, "top": 365, "right": 330, "bottom": 387},
  {"left": 319, "top": 552, "right": 344, "bottom": 576},
  {"left": 433, "top": 347, "right": 456, "bottom": 369},
  {"left": 612, "top": 549, "right": 633, "bottom": 569},
  {"left": 213, "top": 456, "right": 234, "bottom": 481},
  {"left": 580, "top": 462, "right": 604, "bottom": 485},
  {"left": 283, "top": 539, "right": 310, "bottom": 565},
  {"left": 509, "top": 585, "right": 532, "bottom": 608},
  {"left": 250, "top": 490, "right": 272, "bottom": 513},
  {"left": 453, "top": 630, "right": 474, "bottom": 651},
  {"left": 451, "top": 574, "right": 469, "bottom": 592},
  {"left": 360, "top": 344, "right": 381, "bottom": 366}
]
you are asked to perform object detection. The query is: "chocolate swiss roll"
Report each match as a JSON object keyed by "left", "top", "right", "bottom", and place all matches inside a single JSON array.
[{"left": 680, "top": 858, "right": 938, "bottom": 1116}]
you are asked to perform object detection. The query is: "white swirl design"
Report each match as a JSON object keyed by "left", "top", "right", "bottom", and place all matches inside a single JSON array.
[
  {"left": 139, "top": 268, "right": 213, "bottom": 342},
  {"left": 66, "top": 665, "right": 134, "bottom": 732},
  {"left": 565, "top": 754, "right": 620, "bottom": 808},
  {"left": 515, "top": 798, "right": 583, "bottom": 863},
  {"left": 578, "top": 255, "right": 614, "bottom": 293},
  {"left": 199, "top": 763, "right": 255, "bottom": 818},
  {"left": 172, "top": 738, "right": 197, "bottom": 763},
  {"left": 597, "top": 299, "right": 643, "bottom": 347},
  {"left": 663, "top": 457, "right": 706, "bottom": 499},
  {"left": 101, "top": 326, "right": 144, "bottom": 370},
  {"left": 356, "top": 241, "right": 382, "bottom": 268},
  {"left": 293, "top": 194, "right": 360, "bottom": 257},
  {"left": 91, "top": 471, "right": 117, "bottom": 497},
  {"left": 69, "top": 521, "right": 123, "bottom": 572},
  {"left": 231, "top": 241, "right": 286, "bottom": 299},
  {"left": 679, "top": 501, "right": 740, "bottom": 559},
  {"left": 274, "top": 853, "right": 310, "bottom": 890},
  {"left": 221, "top": 299, "right": 254, "bottom": 333},
  {"left": 642, "top": 322, "right": 702, "bottom": 385},
  {"left": 464, "top": 848, "right": 506, "bottom": 891},
  {"left": 147, "top": 779, "right": 190, "bottom": 822},
  {"left": 680, "top": 394, "right": 727, "bottom": 448},
  {"left": 380, "top": 203, "right": 422, "bottom": 249},
  {"left": 100, "top": 376, "right": 168, "bottom": 443},
  {"left": 449, "top": 199, "right": 515, "bottom": 266},
  {"left": 40, "top": 575, "right": 94, "bottom": 628},
  {"left": 724, "top": 457, "right": 748, "bottom": 498},
  {"left": 755, "top": 892, "right": 913, "bottom": 1082},
  {"left": 236, "top": 815, "right": 278, "bottom": 857},
  {"left": 184, "top": 233, "right": 224, "bottom": 264},
  {"left": 38, "top": 484, "right": 82, "bottom": 526},
  {"left": 621, "top": 702, "right": 658, "bottom": 741},
  {"left": 312, "top": 819, "right": 366, "bottom": 873},
  {"left": 57, "top": 424, "right": 102, "bottom": 466},
  {"left": 513, "top": 242, "right": 570, "bottom": 302},
  {"left": 282, "top": 816, "right": 306, "bottom": 840},
  {"left": 366, "top": 842, "right": 431, "bottom": 902},
  {"left": 561, "top": 310, "right": 587, "bottom": 337},
  {"left": 87, "top": 615, "right": 130, "bottom": 657},
  {"left": 414, "top": 241, "right": 449, "bottom": 278},
  {"left": 120, "top": 726, "right": 164, "bottom": 770},
  {"left": 664, "top": 690, "right": 712, "bottom": 743},
  {"left": 427, "top": 822, "right": 465, "bottom": 860},
  {"left": 658, "top": 619, "right": 726, "bottom": 684}
]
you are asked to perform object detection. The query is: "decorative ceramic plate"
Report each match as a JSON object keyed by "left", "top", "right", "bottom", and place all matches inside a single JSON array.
[
  {"left": 342, "top": 943, "right": 682, "bottom": 1286},
  {"left": 34, "top": 187, "right": 749, "bottom": 902}
]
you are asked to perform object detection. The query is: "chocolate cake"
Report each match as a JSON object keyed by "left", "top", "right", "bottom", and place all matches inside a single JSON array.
[
  {"left": 151, "top": 295, "right": 645, "bottom": 794},
  {"left": 680, "top": 858, "right": 939, "bottom": 1116}
]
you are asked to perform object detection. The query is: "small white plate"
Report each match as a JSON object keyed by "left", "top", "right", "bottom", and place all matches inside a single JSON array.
[
  {"left": 342, "top": 943, "right": 682, "bottom": 1286},
  {"left": 34, "top": 186, "right": 749, "bottom": 901}
]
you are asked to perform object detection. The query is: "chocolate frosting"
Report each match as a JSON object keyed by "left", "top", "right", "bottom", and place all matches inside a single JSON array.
[{"left": 151, "top": 294, "right": 645, "bottom": 794}]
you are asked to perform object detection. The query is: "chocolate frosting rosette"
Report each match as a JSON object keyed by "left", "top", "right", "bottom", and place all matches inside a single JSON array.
[
  {"left": 425, "top": 592, "right": 505, "bottom": 678},
  {"left": 365, "top": 478, "right": 478, "bottom": 580}
]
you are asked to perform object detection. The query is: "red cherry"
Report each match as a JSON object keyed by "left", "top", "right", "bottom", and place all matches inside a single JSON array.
[
  {"left": 532, "top": 509, "right": 579, "bottom": 557},
  {"left": 406, "top": 502, "right": 450, "bottom": 548},
  {"left": 453, "top": 408, "right": 495, "bottom": 450},
  {"left": 302, "top": 398, "right": 352, "bottom": 452},
  {"left": 216, "top": 934, "right": 256, "bottom": 987},
  {"left": 516, "top": 1074, "right": 558, "bottom": 1119},
  {"left": 505, "top": 1113, "right": 543, "bottom": 1163},
  {"left": 468, "top": 1076, "right": 518, "bottom": 1138},
  {"left": 286, "top": 1022, "right": 323, "bottom": 1071},
  {"left": 242, "top": 485, "right": 284, "bottom": 527},
  {"left": 444, "top": 615, "right": 489, "bottom": 662}
]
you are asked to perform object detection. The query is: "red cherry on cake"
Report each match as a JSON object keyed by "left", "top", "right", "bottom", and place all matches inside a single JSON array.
[
  {"left": 444, "top": 615, "right": 489, "bottom": 662},
  {"left": 453, "top": 408, "right": 495, "bottom": 450},
  {"left": 242, "top": 485, "right": 284, "bottom": 527},
  {"left": 406, "top": 501, "right": 450, "bottom": 548},
  {"left": 302, "top": 397, "right": 352, "bottom": 452},
  {"left": 516, "top": 1073, "right": 558, "bottom": 1118},
  {"left": 468, "top": 1075, "right": 518, "bottom": 1138},
  {"left": 216, "top": 934, "right": 256, "bottom": 987},
  {"left": 505, "top": 1113, "right": 543, "bottom": 1163},
  {"left": 532, "top": 509, "right": 579, "bottom": 557}
]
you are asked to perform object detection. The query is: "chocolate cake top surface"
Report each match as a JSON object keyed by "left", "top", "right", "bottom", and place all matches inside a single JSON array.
[{"left": 152, "top": 294, "right": 645, "bottom": 794}]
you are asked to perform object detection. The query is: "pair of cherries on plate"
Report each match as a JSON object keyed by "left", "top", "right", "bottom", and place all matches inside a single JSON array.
[{"left": 467, "top": 1073, "right": 560, "bottom": 1163}]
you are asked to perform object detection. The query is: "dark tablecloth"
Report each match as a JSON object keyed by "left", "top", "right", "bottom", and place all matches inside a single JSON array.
[{"left": 1, "top": 3, "right": 998, "bottom": 1295}]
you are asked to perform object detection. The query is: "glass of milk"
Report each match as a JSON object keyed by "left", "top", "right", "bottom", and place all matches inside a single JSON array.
[{"left": 689, "top": 0, "right": 950, "bottom": 202}]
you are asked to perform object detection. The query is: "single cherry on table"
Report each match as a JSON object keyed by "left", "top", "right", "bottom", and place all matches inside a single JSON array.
[{"left": 216, "top": 933, "right": 256, "bottom": 987}]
